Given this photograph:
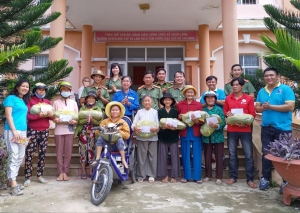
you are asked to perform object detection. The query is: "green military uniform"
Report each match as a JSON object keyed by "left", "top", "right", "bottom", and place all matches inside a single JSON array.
[
  {"left": 137, "top": 85, "right": 163, "bottom": 110},
  {"left": 81, "top": 84, "right": 110, "bottom": 110},
  {"left": 154, "top": 81, "right": 173, "bottom": 91},
  {"left": 105, "top": 77, "right": 122, "bottom": 100},
  {"left": 224, "top": 79, "right": 256, "bottom": 96},
  {"left": 167, "top": 85, "right": 186, "bottom": 103}
]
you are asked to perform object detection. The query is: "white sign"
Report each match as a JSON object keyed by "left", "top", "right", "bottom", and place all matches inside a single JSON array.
[
  {"left": 189, "top": 111, "right": 202, "bottom": 119},
  {"left": 231, "top": 108, "right": 244, "bottom": 115},
  {"left": 206, "top": 117, "right": 219, "bottom": 125},
  {"left": 140, "top": 126, "right": 151, "bottom": 133},
  {"left": 59, "top": 114, "right": 72, "bottom": 122},
  {"left": 166, "top": 118, "right": 178, "bottom": 128}
]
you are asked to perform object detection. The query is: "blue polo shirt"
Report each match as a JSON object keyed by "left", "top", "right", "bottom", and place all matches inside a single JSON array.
[
  {"left": 200, "top": 88, "right": 226, "bottom": 108},
  {"left": 3, "top": 95, "right": 28, "bottom": 131},
  {"left": 256, "top": 83, "right": 295, "bottom": 131},
  {"left": 113, "top": 89, "right": 140, "bottom": 116}
]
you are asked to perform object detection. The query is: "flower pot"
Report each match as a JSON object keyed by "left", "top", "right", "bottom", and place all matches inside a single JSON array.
[{"left": 265, "top": 154, "right": 300, "bottom": 187}]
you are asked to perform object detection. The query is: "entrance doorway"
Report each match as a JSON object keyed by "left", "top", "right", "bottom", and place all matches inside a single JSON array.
[{"left": 128, "top": 62, "right": 164, "bottom": 91}]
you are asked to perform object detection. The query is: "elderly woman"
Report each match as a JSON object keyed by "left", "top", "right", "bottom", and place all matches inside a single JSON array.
[
  {"left": 24, "top": 83, "right": 53, "bottom": 187},
  {"left": 177, "top": 85, "right": 203, "bottom": 184},
  {"left": 4, "top": 79, "right": 30, "bottom": 196}
]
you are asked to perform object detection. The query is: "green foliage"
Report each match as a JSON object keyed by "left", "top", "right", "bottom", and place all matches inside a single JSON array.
[
  {"left": 243, "top": 69, "right": 265, "bottom": 93},
  {"left": 0, "top": 0, "right": 73, "bottom": 121},
  {"left": 260, "top": 1, "right": 300, "bottom": 111}
]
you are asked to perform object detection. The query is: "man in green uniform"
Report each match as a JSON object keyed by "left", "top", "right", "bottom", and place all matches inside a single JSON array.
[
  {"left": 154, "top": 68, "right": 173, "bottom": 94},
  {"left": 80, "top": 70, "right": 110, "bottom": 110},
  {"left": 137, "top": 70, "right": 163, "bottom": 110},
  {"left": 224, "top": 64, "right": 256, "bottom": 98},
  {"left": 167, "top": 71, "right": 186, "bottom": 104}
]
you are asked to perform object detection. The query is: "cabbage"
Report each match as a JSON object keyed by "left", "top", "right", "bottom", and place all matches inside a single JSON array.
[
  {"left": 55, "top": 110, "right": 78, "bottom": 122},
  {"left": 100, "top": 132, "right": 122, "bottom": 143},
  {"left": 136, "top": 120, "right": 157, "bottom": 139},
  {"left": 182, "top": 111, "right": 209, "bottom": 127},
  {"left": 30, "top": 103, "right": 54, "bottom": 115},
  {"left": 79, "top": 110, "right": 102, "bottom": 120},
  {"left": 227, "top": 114, "right": 254, "bottom": 125},
  {"left": 200, "top": 114, "right": 222, "bottom": 137},
  {"left": 159, "top": 118, "right": 186, "bottom": 130}
]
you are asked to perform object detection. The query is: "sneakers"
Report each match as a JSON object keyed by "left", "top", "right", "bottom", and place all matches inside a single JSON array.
[
  {"left": 10, "top": 184, "right": 25, "bottom": 190},
  {"left": 279, "top": 180, "right": 288, "bottom": 194},
  {"left": 259, "top": 178, "right": 270, "bottom": 191},
  {"left": 10, "top": 186, "right": 23, "bottom": 196}
]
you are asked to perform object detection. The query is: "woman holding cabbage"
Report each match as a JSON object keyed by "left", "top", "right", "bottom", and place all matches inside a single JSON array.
[
  {"left": 75, "top": 91, "right": 102, "bottom": 179},
  {"left": 177, "top": 85, "right": 203, "bottom": 184},
  {"left": 201, "top": 91, "right": 225, "bottom": 185},
  {"left": 132, "top": 95, "right": 159, "bottom": 183},
  {"left": 24, "top": 83, "right": 53, "bottom": 187}
]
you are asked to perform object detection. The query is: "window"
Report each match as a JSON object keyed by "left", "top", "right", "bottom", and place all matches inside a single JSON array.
[
  {"left": 239, "top": 54, "right": 259, "bottom": 76},
  {"left": 34, "top": 55, "right": 48, "bottom": 68},
  {"left": 166, "top": 47, "right": 183, "bottom": 61},
  {"left": 109, "top": 48, "right": 126, "bottom": 61},
  {"left": 128, "top": 48, "right": 145, "bottom": 61},
  {"left": 147, "top": 48, "right": 164, "bottom": 61},
  {"left": 237, "top": 0, "right": 256, "bottom": 4}
]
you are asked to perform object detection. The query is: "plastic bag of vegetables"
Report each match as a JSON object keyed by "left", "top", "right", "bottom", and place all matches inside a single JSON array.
[
  {"left": 100, "top": 123, "right": 122, "bottom": 142},
  {"left": 182, "top": 111, "right": 209, "bottom": 127},
  {"left": 227, "top": 114, "right": 254, "bottom": 125},
  {"left": 136, "top": 120, "right": 157, "bottom": 139},
  {"left": 159, "top": 118, "right": 186, "bottom": 130},
  {"left": 55, "top": 110, "right": 78, "bottom": 122},
  {"left": 78, "top": 110, "right": 102, "bottom": 120},
  {"left": 30, "top": 103, "right": 54, "bottom": 115},
  {"left": 200, "top": 114, "right": 222, "bottom": 137}
]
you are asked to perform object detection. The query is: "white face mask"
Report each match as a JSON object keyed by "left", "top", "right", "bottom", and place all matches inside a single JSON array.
[{"left": 61, "top": 91, "right": 71, "bottom": 98}]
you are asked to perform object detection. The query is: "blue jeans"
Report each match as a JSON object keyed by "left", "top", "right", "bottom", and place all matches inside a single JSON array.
[
  {"left": 227, "top": 132, "right": 255, "bottom": 182},
  {"left": 261, "top": 126, "right": 291, "bottom": 180},
  {"left": 95, "top": 136, "right": 125, "bottom": 151}
]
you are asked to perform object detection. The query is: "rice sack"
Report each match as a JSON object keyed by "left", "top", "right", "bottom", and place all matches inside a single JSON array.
[
  {"left": 159, "top": 118, "right": 186, "bottom": 130},
  {"left": 30, "top": 103, "right": 54, "bottom": 115},
  {"left": 200, "top": 114, "right": 222, "bottom": 137},
  {"left": 78, "top": 110, "right": 103, "bottom": 121},
  {"left": 227, "top": 114, "right": 254, "bottom": 125},
  {"left": 182, "top": 111, "right": 209, "bottom": 127},
  {"left": 55, "top": 110, "right": 78, "bottom": 122},
  {"left": 136, "top": 120, "right": 157, "bottom": 139}
]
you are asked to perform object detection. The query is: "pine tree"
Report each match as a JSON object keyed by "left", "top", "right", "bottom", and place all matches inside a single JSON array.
[
  {"left": 259, "top": 0, "right": 300, "bottom": 111},
  {"left": 0, "top": 0, "right": 73, "bottom": 118}
]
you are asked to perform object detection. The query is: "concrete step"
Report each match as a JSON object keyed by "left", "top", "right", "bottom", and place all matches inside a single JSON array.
[
  {"left": 19, "top": 164, "right": 82, "bottom": 177},
  {"left": 32, "top": 153, "right": 81, "bottom": 164},
  {"left": 47, "top": 135, "right": 78, "bottom": 145},
  {"left": 46, "top": 143, "right": 79, "bottom": 153}
]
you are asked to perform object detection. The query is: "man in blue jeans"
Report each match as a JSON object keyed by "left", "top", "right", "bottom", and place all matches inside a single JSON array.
[
  {"left": 224, "top": 78, "right": 257, "bottom": 188},
  {"left": 255, "top": 67, "right": 295, "bottom": 192}
]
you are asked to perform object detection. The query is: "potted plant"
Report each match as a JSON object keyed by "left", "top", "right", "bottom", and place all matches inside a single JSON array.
[
  {"left": 0, "top": 134, "right": 9, "bottom": 190},
  {"left": 265, "top": 133, "right": 300, "bottom": 205}
]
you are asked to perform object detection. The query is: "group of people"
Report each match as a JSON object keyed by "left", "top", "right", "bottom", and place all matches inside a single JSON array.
[{"left": 3, "top": 62, "right": 295, "bottom": 196}]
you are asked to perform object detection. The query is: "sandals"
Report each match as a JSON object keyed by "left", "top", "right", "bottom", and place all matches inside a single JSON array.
[
  {"left": 225, "top": 178, "right": 236, "bottom": 185},
  {"left": 81, "top": 174, "right": 87, "bottom": 179},
  {"left": 181, "top": 179, "right": 187, "bottom": 183},
  {"left": 215, "top": 179, "right": 222, "bottom": 185},
  {"left": 24, "top": 179, "right": 31, "bottom": 187},
  {"left": 247, "top": 181, "right": 258, "bottom": 189},
  {"left": 196, "top": 180, "right": 203, "bottom": 184},
  {"left": 91, "top": 160, "right": 99, "bottom": 167},
  {"left": 148, "top": 177, "right": 155, "bottom": 183},
  {"left": 162, "top": 176, "right": 168, "bottom": 183},
  {"left": 138, "top": 179, "right": 144, "bottom": 183},
  {"left": 203, "top": 177, "right": 211, "bottom": 182},
  {"left": 37, "top": 177, "right": 47, "bottom": 184},
  {"left": 170, "top": 178, "right": 177, "bottom": 183}
]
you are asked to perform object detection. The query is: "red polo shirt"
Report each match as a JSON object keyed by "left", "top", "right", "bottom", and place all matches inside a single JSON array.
[
  {"left": 177, "top": 99, "right": 202, "bottom": 137},
  {"left": 224, "top": 93, "right": 255, "bottom": 133}
]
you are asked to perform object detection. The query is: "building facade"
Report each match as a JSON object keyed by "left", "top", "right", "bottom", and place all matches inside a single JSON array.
[{"left": 19, "top": 0, "right": 294, "bottom": 97}]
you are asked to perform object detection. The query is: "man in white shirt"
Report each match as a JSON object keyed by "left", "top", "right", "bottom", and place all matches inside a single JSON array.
[{"left": 78, "top": 77, "right": 90, "bottom": 106}]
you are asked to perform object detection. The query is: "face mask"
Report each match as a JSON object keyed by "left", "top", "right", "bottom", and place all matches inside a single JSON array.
[
  {"left": 34, "top": 92, "right": 46, "bottom": 99},
  {"left": 61, "top": 92, "right": 71, "bottom": 98}
]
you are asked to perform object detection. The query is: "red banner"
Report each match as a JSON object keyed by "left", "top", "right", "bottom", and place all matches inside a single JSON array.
[{"left": 94, "top": 31, "right": 197, "bottom": 42}]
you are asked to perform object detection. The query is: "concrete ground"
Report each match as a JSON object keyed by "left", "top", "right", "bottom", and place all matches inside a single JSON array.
[{"left": 0, "top": 176, "right": 300, "bottom": 213}]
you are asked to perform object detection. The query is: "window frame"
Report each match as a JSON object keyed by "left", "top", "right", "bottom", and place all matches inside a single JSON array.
[{"left": 239, "top": 54, "right": 260, "bottom": 76}]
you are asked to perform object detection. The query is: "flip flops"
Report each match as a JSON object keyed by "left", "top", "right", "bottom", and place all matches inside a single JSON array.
[
  {"left": 24, "top": 179, "right": 31, "bottom": 187},
  {"left": 225, "top": 178, "right": 236, "bottom": 185},
  {"left": 81, "top": 174, "right": 87, "bottom": 179},
  {"left": 148, "top": 177, "right": 155, "bottom": 183},
  {"left": 37, "top": 177, "right": 47, "bottom": 184}
]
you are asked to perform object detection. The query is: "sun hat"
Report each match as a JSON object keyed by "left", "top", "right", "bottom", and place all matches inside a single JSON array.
[
  {"left": 105, "top": 101, "right": 125, "bottom": 118},
  {"left": 91, "top": 70, "right": 105, "bottom": 79},
  {"left": 32, "top": 82, "right": 48, "bottom": 93},
  {"left": 85, "top": 91, "right": 98, "bottom": 101},
  {"left": 182, "top": 85, "right": 197, "bottom": 97},
  {"left": 159, "top": 93, "right": 176, "bottom": 107},
  {"left": 58, "top": 81, "right": 72, "bottom": 91}
]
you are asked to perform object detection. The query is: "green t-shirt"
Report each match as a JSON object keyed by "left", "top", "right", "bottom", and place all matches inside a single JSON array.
[
  {"left": 105, "top": 77, "right": 122, "bottom": 100},
  {"left": 224, "top": 80, "right": 256, "bottom": 96},
  {"left": 81, "top": 85, "right": 110, "bottom": 110},
  {"left": 137, "top": 85, "right": 163, "bottom": 110}
]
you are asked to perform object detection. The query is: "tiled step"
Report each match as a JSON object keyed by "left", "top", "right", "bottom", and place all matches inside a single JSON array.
[
  {"left": 19, "top": 164, "right": 82, "bottom": 177},
  {"left": 32, "top": 153, "right": 81, "bottom": 164},
  {"left": 48, "top": 135, "right": 78, "bottom": 145},
  {"left": 46, "top": 143, "right": 79, "bottom": 153}
]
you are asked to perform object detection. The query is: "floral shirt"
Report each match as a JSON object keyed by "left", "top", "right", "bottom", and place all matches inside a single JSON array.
[{"left": 202, "top": 105, "right": 225, "bottom": 144}]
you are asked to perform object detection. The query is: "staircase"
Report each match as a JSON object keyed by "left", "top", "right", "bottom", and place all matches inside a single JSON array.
[{"left": 19, "top": 128, "right": 259, "bottom": 179}]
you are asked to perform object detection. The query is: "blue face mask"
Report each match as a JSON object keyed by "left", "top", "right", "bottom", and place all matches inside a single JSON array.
[
  {"left": 61, "top": 91, "right": 71, "bottom": 98},
  {"left": 34, "top": 92, "right": 46, "bottom": 99}
]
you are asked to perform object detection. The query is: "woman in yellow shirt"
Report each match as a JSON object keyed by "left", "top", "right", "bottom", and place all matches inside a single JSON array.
[{"left": 92, "top": 101, "right": 130, "bottom": 168}]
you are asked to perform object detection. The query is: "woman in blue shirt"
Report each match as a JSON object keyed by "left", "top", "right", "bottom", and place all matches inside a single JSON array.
[{"left": 4, "top": 79, "right": 30, "bottom": 196}]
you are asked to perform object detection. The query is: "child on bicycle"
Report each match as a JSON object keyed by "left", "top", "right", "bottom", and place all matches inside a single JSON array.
[
  {"left": 92, "top": 101, "right": 130, "bottom": 168},
  {"left": 132, "top": 95, "right": 159, "bottom": 183}
]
